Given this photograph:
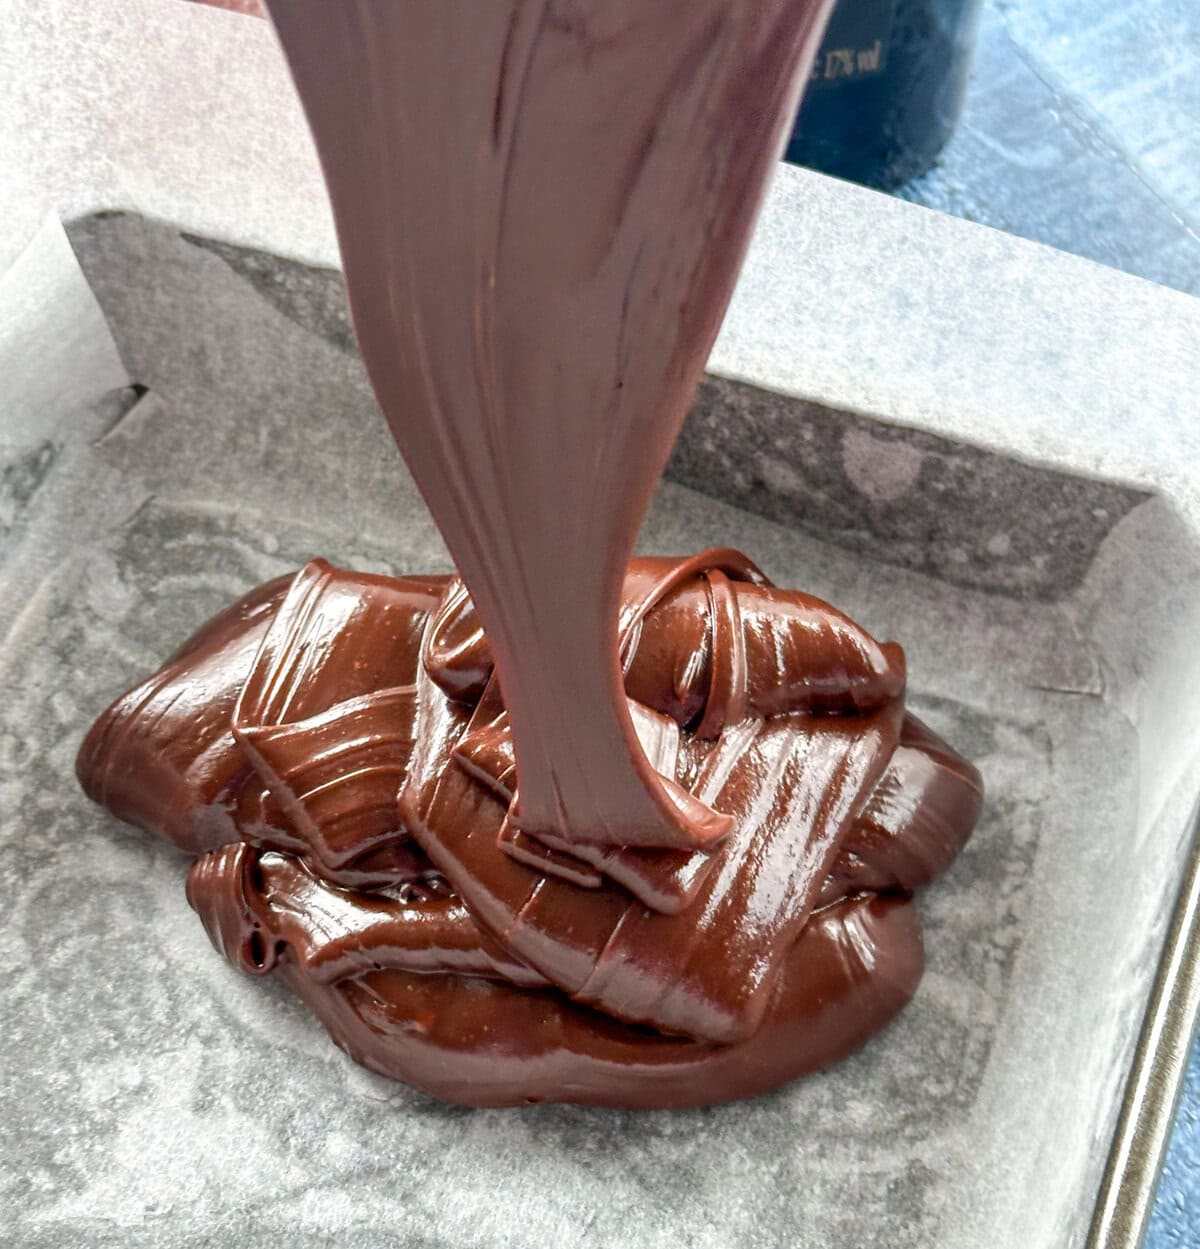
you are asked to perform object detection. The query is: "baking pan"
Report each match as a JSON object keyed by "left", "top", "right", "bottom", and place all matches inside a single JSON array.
[{"left": 2, "top": 210, "right": 1197, "bottom": 1248}]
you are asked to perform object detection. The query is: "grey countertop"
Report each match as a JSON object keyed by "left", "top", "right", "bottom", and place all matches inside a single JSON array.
[{"left": 894, "top": 3, "right": 1199, "bottom": 1242}]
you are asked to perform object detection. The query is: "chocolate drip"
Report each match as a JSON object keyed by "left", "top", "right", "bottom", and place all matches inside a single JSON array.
[{"left": 265, "top": 0, "right": 833, "bottom": 853}]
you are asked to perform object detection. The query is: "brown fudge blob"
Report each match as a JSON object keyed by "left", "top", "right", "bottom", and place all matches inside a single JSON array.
[{"left": 81, "top": 556, "right": 982, "bottom": 1105}]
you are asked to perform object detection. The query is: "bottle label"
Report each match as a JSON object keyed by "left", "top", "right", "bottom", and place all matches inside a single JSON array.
[{"left": 809, "top": 0, "right": 895, "bottom": 89}]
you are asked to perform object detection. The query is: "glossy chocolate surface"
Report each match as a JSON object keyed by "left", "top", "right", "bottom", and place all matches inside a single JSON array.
[
  {"left": 81, "top": 555, "right": 981, "bottom": 1106},
  {"left": 78, "top": 0, "right": 981, "bottom": 1107}
]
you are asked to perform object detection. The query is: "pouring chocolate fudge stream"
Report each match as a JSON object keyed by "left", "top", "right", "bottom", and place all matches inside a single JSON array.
[{"left": 78, "top": 0, "right": 983, "bottom": 1106}]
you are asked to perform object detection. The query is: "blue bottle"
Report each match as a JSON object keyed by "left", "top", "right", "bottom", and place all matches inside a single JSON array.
[{"left": 786, "top": 0, "right": 984, "bottom": 189}]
